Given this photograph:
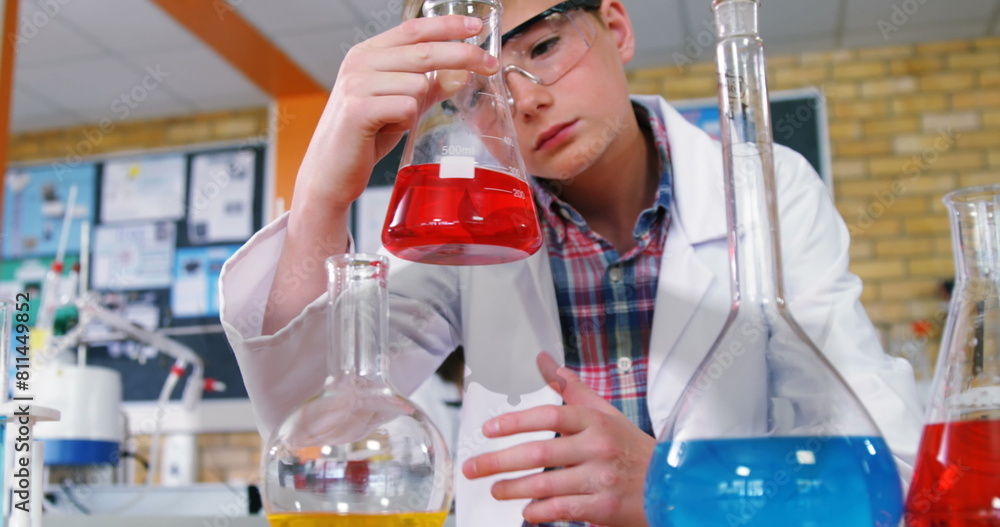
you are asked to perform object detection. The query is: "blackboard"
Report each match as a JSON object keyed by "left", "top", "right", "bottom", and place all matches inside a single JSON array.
[{"left": 671, "top": 87, "right": 832, "bottom": 187}]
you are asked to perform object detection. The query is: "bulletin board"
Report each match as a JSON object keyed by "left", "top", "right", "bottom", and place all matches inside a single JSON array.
[{"left": 1, "top": 144, "right": 266, "bottom": 410}]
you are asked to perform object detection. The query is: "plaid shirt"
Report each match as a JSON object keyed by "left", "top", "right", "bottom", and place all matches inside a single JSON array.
[{"left": 523, "top": 101, "right": 673, "bottom": 527}]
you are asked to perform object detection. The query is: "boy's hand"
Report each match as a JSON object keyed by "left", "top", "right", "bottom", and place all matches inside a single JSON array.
[
  {"left": 463, "top": 353, "right": 654, "bottom": 527},
  {"left": 298, "top": 14, "right": 500, "bottom": 209}
]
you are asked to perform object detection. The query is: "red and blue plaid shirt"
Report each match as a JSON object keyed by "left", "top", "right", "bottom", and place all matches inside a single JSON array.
[{"left": 524, "top": 101, "right": 673, "bottom": 527}]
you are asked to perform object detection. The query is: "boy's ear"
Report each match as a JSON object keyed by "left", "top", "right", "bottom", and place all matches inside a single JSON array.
[{"left": 600, "top": 0, "right": 636, "bottom": 63}]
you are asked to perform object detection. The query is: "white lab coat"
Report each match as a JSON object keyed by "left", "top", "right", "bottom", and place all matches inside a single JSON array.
[{"left": 219, "top": 95, "right": 924, "bottom": 526}]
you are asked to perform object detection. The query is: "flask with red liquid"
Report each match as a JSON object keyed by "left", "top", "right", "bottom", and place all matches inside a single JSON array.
[
  {"left": 382, "top": 0, "right": 542, "bottom": 266},
  {"left": 905, "top": 185, "right": 1000, "bottom": 527}
]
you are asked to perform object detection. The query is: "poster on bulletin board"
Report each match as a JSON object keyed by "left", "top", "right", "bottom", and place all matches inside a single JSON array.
[
  {"left": 91, "top": 221, "right": 176, "bottom": 290},
  {"left": 187, "top": 150, "right": 256, "bottom": 244},
  {"left": 171, "top": 245, "right": 240, "bottom": 318},
  {"left": 2, "top": 164, "right": 96, "bottom": 259},
  {"left": 101, "top": 154, "right": 187, "bottom": 223}
]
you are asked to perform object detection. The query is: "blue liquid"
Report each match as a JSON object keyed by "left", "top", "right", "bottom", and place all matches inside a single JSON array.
[{"left": 644, "top": 436, "right": 903, "bottom": 527}]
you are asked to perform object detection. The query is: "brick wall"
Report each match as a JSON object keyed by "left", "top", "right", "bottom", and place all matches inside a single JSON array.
[{"left": 628, "top": 36, "right": 1000, "bottom": 355}]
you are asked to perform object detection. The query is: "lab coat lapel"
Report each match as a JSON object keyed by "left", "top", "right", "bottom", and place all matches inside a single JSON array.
[{"left": 641, "top": 95, "right": 732, "bottom": 438}]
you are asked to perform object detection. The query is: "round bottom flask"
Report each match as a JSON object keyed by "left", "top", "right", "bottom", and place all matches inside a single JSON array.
[{"left": 262, "top": 254, "right": 453, "bottom": 526}]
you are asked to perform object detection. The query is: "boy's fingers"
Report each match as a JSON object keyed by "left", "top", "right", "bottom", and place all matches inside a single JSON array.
[
  {"left": 371, "top": 14, "right": 483, "bottom": 48},
  {"left": 490, "top": 466, "right": 592, "bottom": 500},
  {"left": 537, "top": 351, "right": 567, "bottom": 392},
  {"left": 537, "top": 352, "right": 615, "bottom": 412},
  {"left": 483, "top": 405, "right": 588, "bottom": 438},
  {"left": 361, "top": 41, "right": 497, "bottom": 75},
  {"left": 463, "top": 436, "right": 580, "bottom": 479}
]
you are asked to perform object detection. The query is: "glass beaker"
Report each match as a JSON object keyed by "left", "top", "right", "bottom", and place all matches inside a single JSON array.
[
  {"left": 261, "top": 254, "right": 453, "bottom": 526},
  {"left": 381, "top": 0, "right": 543, "bottom": 266},
  {"left": 643, "top": 1, "right": 902, "bottom": 526},
  {"left": 905, "top": 185, "right": 1000, "bottom": 527}
]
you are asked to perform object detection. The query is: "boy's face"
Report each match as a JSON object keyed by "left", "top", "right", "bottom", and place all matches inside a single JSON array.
[{"left": 498, "top": 0, "right": 635, "bottom": 182}]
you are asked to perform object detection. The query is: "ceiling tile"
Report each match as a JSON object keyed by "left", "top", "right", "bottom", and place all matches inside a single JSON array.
[
  {"left": 842, "top": 20, "right": 988, "bottom": 48},
  {"left": 229, "top": 0, "right": 360, "bottom": 36},
  {"left": 757, "top": 0, "right": 841, "bottom": 40},
  {"left": 627, "top": 1, "right": 688, "bottom": 52},
  {"left": 14, "top": 0, "right": 104, "bottom": 66},
  {"left": 349, "top": 0, "right": 403, "bottom": 32},
  {"left": 11, "top": 84, "right": 55, "bottom": 117},
  {"left": 272, "top": 27, "right": 362, "bottom": 88},
  {"left": 681, "top": 0, "right": 839, "bottom": 44},
  {"left": 844, "top": 0, "right": 996, "bottom": 31},
  {"left": 137, "top": 47, "right": 269, "bottom": 110},
  {"left": 58, "top": 0, "right": 202, "bottom": 54},
  {"left": 17, "top": 57, "right": 184, "bottom": 123}
]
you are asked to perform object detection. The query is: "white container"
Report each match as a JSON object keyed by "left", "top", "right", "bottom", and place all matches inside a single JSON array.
[{"left": 33, "top": 364, "right": 123, "bottom": 466}]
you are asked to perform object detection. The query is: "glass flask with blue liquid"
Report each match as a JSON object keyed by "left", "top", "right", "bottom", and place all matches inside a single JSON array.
[{"left": 643, "top": 1, "right": 904, "bottom": 526}]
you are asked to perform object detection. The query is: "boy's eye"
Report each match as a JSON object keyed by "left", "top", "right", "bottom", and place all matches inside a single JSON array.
[{"left": 529, "top": 35, "right": 561, "bottom": 59}]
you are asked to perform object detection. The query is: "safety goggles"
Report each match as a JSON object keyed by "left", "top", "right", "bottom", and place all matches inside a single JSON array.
[{"left": 500, "top": 0, "right": 602, "bottom": 108}]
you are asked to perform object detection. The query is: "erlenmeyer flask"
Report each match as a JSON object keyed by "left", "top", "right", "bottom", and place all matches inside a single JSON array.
[
  {"left": 905, "top": 185, "right": 1000, "bottom": 527},
  {"left": 643, "top": 1, "right": 902, "bottom": 526},
  {"left": 261, "top": 254, "right": 453, "bottom": 526},
  {"left": 382, "top": 0, "right": 542, "bottom": 266}
]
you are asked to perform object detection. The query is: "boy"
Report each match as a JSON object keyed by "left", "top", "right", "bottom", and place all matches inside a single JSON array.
[{"left": 220, "top": 1, "right": 923, "bottom": 525}]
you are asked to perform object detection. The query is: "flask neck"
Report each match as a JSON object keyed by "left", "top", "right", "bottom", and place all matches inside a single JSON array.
[
  {"left": 713, "top": 0, "right": 760, "bottom": 39},
  {"left": 945, "top": 187, "right": 1000, "bottom": 283},
  {"left": 326, "top": 255, "right": 390, "bottom": 384},
  {"left": 714, "top": 0, "right": 786, "bottom": 311}
]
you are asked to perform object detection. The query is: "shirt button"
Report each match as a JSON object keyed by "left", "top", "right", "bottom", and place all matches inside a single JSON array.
[
  {"left": 609, "top": 267, "right": 623, "bottom": 283},
  {"left": 617, "top": 357, "right": 632, "bottom": 372}
]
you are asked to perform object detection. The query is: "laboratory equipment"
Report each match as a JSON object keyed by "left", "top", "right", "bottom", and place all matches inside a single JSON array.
[
  {"left": 0, "top": 300, "right": 11, "bottom": 516},
  {"left": 261, "top": 254, "right": 453, "bottom": 526},
  {"left": 34, "top": 365, "right": 122, "bottom": 467},
  {"left": 643, "top": 1, "right": 902, "bottom": 526},
  {"left": 31, "top": 185, "right": 78, "bottom": 356},
  {"left": 382, "top": 0, "right": 542, "bottom": 266},
  {"left": 905, "top": 184, "right": 1000, "bottom": 527}
]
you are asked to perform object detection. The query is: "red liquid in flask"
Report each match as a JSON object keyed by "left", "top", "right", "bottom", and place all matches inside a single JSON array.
[
  {"left": 905, "top": 419, "right": 1000, "bottom": 527},
  {"left": 382, "top": 163, "right": 542, "bottom": 265}
]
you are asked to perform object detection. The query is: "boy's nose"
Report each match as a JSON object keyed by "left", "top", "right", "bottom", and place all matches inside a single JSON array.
[{"left": 506, "top": 73, "right": 553, "bottom": 117}]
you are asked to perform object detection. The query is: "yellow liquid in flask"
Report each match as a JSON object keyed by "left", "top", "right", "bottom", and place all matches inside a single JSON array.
[{"left": 267, "top": 511, "right": 448, "bottom": 527}]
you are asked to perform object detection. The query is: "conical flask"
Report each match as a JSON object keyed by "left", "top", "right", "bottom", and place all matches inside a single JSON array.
[
  {"left": 381, "top": 0, "right": 543, "bottom": 266},
  {"left": 643, "top": 1, "right": 902, "bottom": 526},
  {"left": 905, "top": 185, "right": 1000, "bottom": 526},
  {"left": 261, "top": 254, "right": 453, "bottom": 526}
]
